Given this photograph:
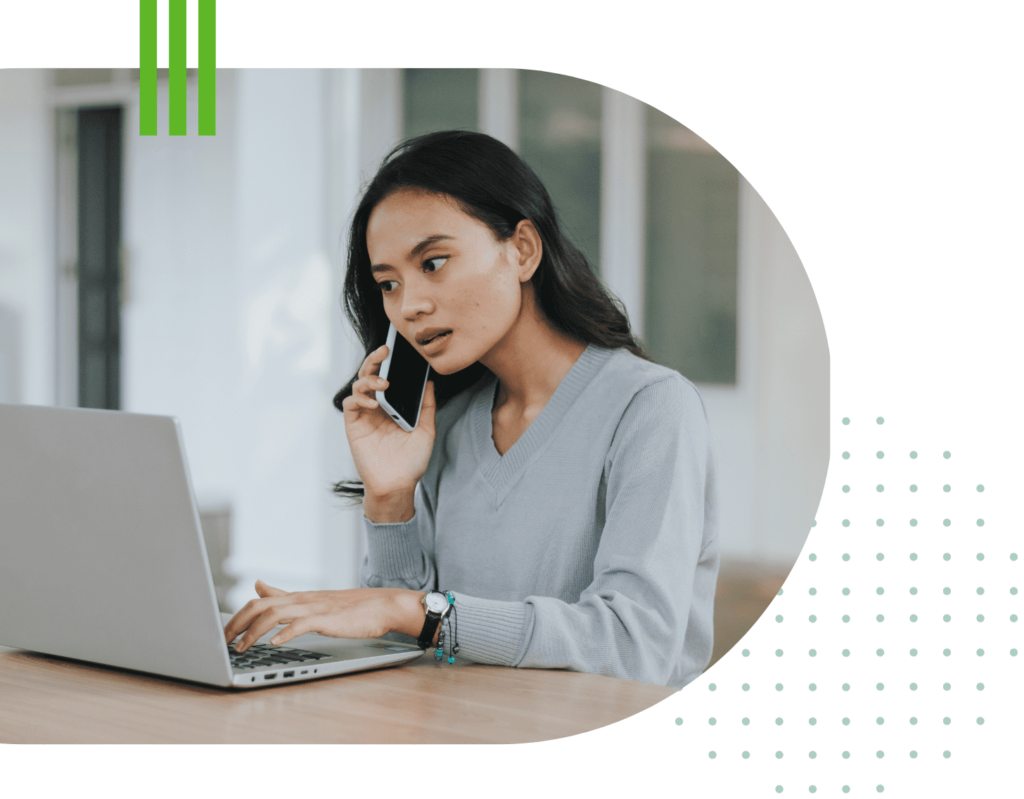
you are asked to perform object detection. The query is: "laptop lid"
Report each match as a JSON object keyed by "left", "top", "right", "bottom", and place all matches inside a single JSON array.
[{"left": 0, "top": 403, "right": 234, "bottom": 686}]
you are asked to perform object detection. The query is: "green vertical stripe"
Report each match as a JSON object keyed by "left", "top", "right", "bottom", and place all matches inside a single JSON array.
[
  {"left": 139, "top": 0, "right": 156, "bottom": 135},
  {"left": 169, "top": 0, "right": 186, "bottom": 135},
  {"left": 198, "top": 0, "right": 216, "bottom": 135}
]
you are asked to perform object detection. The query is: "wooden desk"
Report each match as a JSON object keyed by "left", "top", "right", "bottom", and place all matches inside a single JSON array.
[{"left": 0, "top": 644, "right": 673, "bottom": 744}]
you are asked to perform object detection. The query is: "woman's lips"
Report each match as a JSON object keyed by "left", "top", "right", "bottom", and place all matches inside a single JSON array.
[{"left": 420, "top": 330, "right": 451, "bottom": 354}]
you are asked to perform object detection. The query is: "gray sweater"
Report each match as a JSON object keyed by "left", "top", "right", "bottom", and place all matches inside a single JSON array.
[{"left": 360, "top": 343, "right": 719, "bottom": 689}]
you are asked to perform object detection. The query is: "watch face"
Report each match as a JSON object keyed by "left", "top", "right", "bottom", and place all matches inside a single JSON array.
[{"left": 424, "top": 592, "right": 449, "bottom": 614}]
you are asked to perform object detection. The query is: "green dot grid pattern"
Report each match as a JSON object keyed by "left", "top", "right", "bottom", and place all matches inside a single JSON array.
[{"left": 665, "top": 416, "right": 1009, "bottom": 796}]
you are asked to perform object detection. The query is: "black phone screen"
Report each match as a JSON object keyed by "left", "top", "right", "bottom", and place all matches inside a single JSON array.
[{"left": 384, "top": 331, "right": 430, "bottom": 426}]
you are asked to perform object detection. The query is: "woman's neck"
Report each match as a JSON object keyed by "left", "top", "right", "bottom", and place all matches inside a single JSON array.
[{"left": 478, "top": 283, "right": 587, "bottom": 416}]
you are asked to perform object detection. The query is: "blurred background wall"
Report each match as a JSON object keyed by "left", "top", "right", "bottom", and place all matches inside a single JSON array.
[{"left": 0, "top": 68, "right": 828, "bottom": 667}]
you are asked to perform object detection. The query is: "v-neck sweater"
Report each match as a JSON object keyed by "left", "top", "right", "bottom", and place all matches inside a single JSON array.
[{"left": 360, "top": 344, "right": 719, "bottom": 689}]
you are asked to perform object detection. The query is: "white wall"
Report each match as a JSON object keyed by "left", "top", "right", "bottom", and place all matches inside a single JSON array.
[{"left": 0, "top": 70, "right": 54, "bottom": 406}]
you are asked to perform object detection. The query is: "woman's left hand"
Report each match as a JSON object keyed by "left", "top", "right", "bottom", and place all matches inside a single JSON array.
[{"left": 224, "top": 580, "right": 425, "bottom": 653}]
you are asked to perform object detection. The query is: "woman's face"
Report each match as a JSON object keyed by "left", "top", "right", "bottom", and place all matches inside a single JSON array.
[{"left": 365, "top": 188, "right": 533, "bottom": 375}]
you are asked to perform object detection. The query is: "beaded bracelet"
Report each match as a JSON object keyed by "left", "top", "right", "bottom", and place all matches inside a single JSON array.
[{"left": 434, "top": 591, "right": 460, "bottom": 663}]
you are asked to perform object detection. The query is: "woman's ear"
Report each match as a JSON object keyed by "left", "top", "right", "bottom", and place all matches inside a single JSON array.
[{"left": 510, "top": 219, "right": 543, "bottom": 282}]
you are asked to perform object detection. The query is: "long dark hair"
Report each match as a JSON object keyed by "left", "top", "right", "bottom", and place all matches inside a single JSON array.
[{"left": 332, "top": 130, "right": 648, "bottom": 499}]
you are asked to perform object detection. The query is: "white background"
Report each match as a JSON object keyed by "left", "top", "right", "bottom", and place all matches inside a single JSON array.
[{"left": 1, "top": 0, "right": 1021, "bottom": 795}]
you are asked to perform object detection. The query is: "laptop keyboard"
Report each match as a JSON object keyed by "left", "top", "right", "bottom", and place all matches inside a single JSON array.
[{"left": 229, "top": 642, "right": 331, "bottom": 670}]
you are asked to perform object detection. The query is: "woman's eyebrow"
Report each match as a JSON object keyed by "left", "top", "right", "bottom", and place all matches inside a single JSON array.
[{"left": 371, "top": 234, "right": 454, "bottom": 274}]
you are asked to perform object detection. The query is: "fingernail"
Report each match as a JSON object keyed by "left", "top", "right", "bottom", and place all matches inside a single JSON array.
[{"left": 270, "top": 636, "right": 280, "bottom": 645}]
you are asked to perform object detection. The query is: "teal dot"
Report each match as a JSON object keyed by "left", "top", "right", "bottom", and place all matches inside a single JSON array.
[
  {"left": 877, "top": 717, "right": 884, "bottom": 725},
  {"left": 910, "top": 552, "right": 918, "bottom": 560},
  {"left": 809, "top": 717, "right": 816, "bottom": 725},
  {"left": 877, "top": 587, "right": 884, "bottom": 595},
  {"left": 709, "top": 717, "right": 717, "bottom": 725},
  {"left": 910, "top": 484, "right": 918, "bottom": 492},
  {"left": 877, "top": 451, "right": 884, "bottom": 459},
  {"left": 776, "top": 614, "right": 783, "bottom": 622},
  {"left": 809, "top": 587, "right": 817, "bottom": 595},
  {"left": 910, "top": 683, "right": 917, "bottom": 690},
  {"left": 944, "top": 586, "right": 951, "bottom": 595},
  {"left": 977, "top": 484, "right": 985, "bottom": 493},
  {"left": 910, "top": 750, "right": 918, "bottom": 757},
  {"left": 877, "top": 552, "right": 884, "bottom": 560},
  {"left": 944, "top": 751, "right": 951, "bottom": 758},
  {"left": 776, "top": 684, "right": 784, "bottom": 692},
  {"left": 809, "top": 649, "right": 817, "bottom": 657},
  {"left": 910, "top": 717, "right": 918, "bottom": 725},
  {"left": 776, "top": 716, "right": 783, "bottom": 725},
  {"left": 842, "top": 485, "right": 850, "bottom": 493},
  {"left": 742, "top": 649, "right": 749, "bottom": 656},
  {"left": 944, "top": 553, "right": 951, "bottom": 561},
  {"left": 709, "top": 751, "right": 716, "bottom": 758},
  {"left": 810, "top": 787, "right": 817, "bottom": 794},
  {"left": 877, "top": 648, "right": 884, "bottom": 656},
  {"left": 775, "top": 752, "right": 783, "bottom": 760},
  {"left": 943, "top": 614, "right": 951, "bottom": 622},
  {"left": 943, "top": 682, "right": 951, "bottom": 691},
  {"left": 910, "top": 648, "right": 918, "bottom": 656},
  {"left": 877, "top": 519, "right": 885, "bottom": 527},
  {"left": 843, "top": 787, "right": 850, "bottom": 794},
  {"left": 842, "top": 717, "right": 850, "bottom": 725},
  {"left": 877, "top": 614, "right": 885, "bottom": 622},
  {"left": 709, "top": 683, "right": 717, "bottom": 691},
  {"left": 809, "top": 553, "right": 817, "bottom": 561},
  {"left": 776, "top": 649, "right": 784, "bottom": 657},
  {"left": 742, "top": 751, "right": 749, "bottom": 759},
  {"left": 910, "top": 587, "right": 918, "bottom": 594},
  {"left": 943, "top": 519, "right": 951, "bottom": 527},
  {"left": 675, "top": 717, "right": 683, "bottom": 726},
  {"left": 944, "top": 450, "right": 951, "bottom": 458},
  {"left": 877, "top": 417, "right": 884, "bottom": 424},
  {"left": 978, "top": 717, "right": 985, "bottom": 725},
  {"left": 1013, "top": 553, "right": 1019, "bottom": 561},
  {"left": 843, "top": 587, "right": 850, "bottom": 595},
  {"left": 978, "top": 614, "right": 985, "bottom": 622},
  {"left": 843, "top": 553, "right": 850, "bottom": 561},
  {"left": 742, "top": 683, "right": 749, "bottom": 691},
  {"left": 842, "top": 752, "right": 850, "bottom": 759},
  {"left": 943, "top": 484, "right": 951, "bottom": 492},
  {"left": 910, "top": 614, "right": 918, "bottom": 622},
  {"left": 910, "top": 451, "right": 918, "bottom": 459},
  {"left": 842, "top": 615, "right": 850, "bottom": 623},
  {"left": 977, "top": 519, "right": 985, "bottom": 527},
  {"left": 877, "top": 682, "right": 884, "bottom": 690},
  {"left": 809, "top": 751, "right": 817, "bottom": 759},
  {"left": 842, "top": 519, "right": 850, "bottom": 527},
  {"left": 809, "top": 614, "right": 817, "bottom": 622},
  {"left": 842, "top": 417, "right": 850, "bottom": 425},
  {"left": 877, "top": 751, "right": 884, "bottom": 759},
  {"left": 943, "top": 648, "right": 951, "bottom": 656},
  {"left": 910, "top": 519, "right": 918, "bottom": 527},
  {"left": 809, "top": 683, "right": 817, "bottom": 691},
  {"left": 943, "top": 717, "right": 951, "bottom": 725},
  {"left": 742, "top": 717, "right": 750, "bottom": 724},
  {"left": 877, "top": 485, "right": 884, "bottom": 493},
  {"left": 1012, "top": 588, "right": 1018, "bottom": 595},
  {"left": 977, "top": 552, "right": 985, "bottom": 561},
  {"left": 977, "top": 648, "right": 984, "bottom": 656},
  {"left": 978, "top": 587, "right": 985, "bottom": 595},
  {"left": 842, "top": 649, "right": 850, "bottom": 657},
  {"left": 877, "top": 787, "right": 884, "bottom": 794},
  {"left": 977, "top": 683, "right": 984, "bottom": 690},
  {"left": 842, "top": 451, "right": 850, "bottom": 459},
  {"left": 843, "top": 683, "right": 850, "bottom": 691}
]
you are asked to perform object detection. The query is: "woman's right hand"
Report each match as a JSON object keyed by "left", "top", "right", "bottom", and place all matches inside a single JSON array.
[{"left": 341, "top": 344, "right": 436, "bottom": 521}]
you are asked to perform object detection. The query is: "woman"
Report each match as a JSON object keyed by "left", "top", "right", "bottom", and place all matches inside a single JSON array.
[{"left": 224, "top": 130, "right": 719, "bottom": 689}]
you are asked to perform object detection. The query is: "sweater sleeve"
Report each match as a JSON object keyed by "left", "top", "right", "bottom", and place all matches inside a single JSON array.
[
  {"left": 446, "top": 376, "right": 719, "bottom": 688},
  {"left": 359, "top": 480, "right": 437, "bottom": 592}
]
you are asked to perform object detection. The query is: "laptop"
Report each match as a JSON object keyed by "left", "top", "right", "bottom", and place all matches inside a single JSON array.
[{"left": 0, "top": 402, "right": 423, "bottom": 688}]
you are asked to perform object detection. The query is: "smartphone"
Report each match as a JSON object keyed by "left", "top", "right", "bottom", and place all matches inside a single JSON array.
[{"left": 375, "top": 323, "right": 431, "bottom": 432}]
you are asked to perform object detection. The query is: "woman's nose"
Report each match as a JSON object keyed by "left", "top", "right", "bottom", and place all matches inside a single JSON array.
[{"left": 401, "top": 277, "right": 434, "bottom": 319}]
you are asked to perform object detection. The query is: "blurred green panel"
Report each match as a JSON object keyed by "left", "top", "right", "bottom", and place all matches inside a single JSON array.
[
  {"left": 518, "top": 70, "right": 601, "bottom": 271},
  {"left": 403, "top": 69, "right": 479, "bottom": 138},
  {"left": 645, "top": 107, "right": 738, "bottom": 384}
]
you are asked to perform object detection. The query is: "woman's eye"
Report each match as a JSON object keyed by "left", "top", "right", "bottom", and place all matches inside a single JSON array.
[
  {"left": 423, "top": 256, "right": 448, "bottom": 273},
  {"left": 377, "top": 280, "right": 397, "bottom": 293}
]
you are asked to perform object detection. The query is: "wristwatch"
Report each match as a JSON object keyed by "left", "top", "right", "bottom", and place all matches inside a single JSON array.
[{"left": 417, "top": 591, "right": 452, "bottom": 650}]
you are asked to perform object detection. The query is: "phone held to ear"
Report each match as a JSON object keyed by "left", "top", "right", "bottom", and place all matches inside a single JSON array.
[{"left": 376, "top": 323, "right": 431, "bottom": 432}]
